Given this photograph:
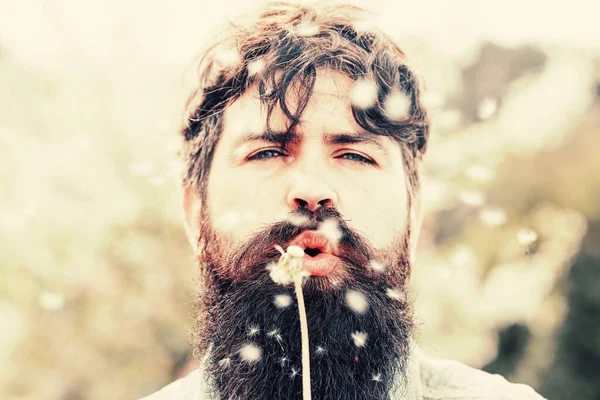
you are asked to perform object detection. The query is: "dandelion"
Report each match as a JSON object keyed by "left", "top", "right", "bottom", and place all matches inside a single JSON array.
[
  {"left": 268, "top": 245, "right": 312, "bottom": 399},
  {"left": 346, "top": 290, "right": 369, "bottom": 314},
  {"left": 239, "top": 343, "right": 262, "bottom": 363},
  {"left": 274, "top": 293, "right": 293, "bottom": 308},
  {"left": 350, "top": 79, "right": 378, "bottom": 109},
  {"left": 351, "top": 331, "right": 368, "bottom": 348}
]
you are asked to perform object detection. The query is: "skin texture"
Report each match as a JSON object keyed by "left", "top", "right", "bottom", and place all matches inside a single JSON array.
[{"left": 181, "top": 69, "right": 420, "bottom": 399}]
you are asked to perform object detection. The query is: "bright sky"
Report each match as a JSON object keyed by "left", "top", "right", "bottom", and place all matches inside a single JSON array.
[{"left": 0, "top": 0, "right": 598, "bottom": 70}]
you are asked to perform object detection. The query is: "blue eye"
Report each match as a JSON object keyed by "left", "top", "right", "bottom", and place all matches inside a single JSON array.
[
  {"left": 339, "top": 153, "right": 375, "bottom": 165},
  {"left": 248, "top": 149, "right": 285, "bottom": 160}
]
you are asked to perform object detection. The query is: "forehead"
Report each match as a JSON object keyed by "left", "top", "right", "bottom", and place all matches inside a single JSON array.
[{"left": 221, "top": 69, "right": 360, "bottom": 139}]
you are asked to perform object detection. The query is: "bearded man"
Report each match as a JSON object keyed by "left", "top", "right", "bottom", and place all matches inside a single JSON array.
[{"left": 141, "top": 2, "right": 545, "bottom": 399}]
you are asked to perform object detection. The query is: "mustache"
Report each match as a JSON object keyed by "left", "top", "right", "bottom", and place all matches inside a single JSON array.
[{"left": 199, "top": 206, "right": 376, "bottom": 282}]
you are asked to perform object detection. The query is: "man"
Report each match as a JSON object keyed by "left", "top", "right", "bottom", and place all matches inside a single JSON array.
[{"left": 142, "top": 2, "right": 545, "bottom": 399}]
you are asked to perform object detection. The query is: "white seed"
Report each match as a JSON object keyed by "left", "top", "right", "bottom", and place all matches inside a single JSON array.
[
  {"left": 247, "top": 59, "right": 266, "bottom": 76},
  {"left": 218, "top": 357, "right": 231, "bottom": 368},
  {"left": 247, "top": 326, "right": 260, "bottom": 337},
  {"left": 294, "top": 21, "right": 320, "bottom": 37},
  {"left": 39, "top": 292, "right": 65, "bottom": 311},
  {"left": 319, "top": 219, "right": 343, "bottom": 245},
  {"left": 239, "top": 343, "right": 262, "bottom": 363},
  {"left": 315, "top": 345, "right": 326, "bottom": 355},
  {"left": 384, "top": 91, "right": 411, "bottom": 121},
  {"left": 274, "top": 294, "right": 293, "bottom": 308},
  {"left": 372, "top": 373, "right": 382, "bottom": 382},
  {"left": 458, "top": 190, "right": 485, "bottom": 207},
  {"left": 215, "top": 47, "right": 241, "bottom": 68},
  {"left": 369, "top": 260, "right": 386, "bottom": 272},
  {"left": 516, "top": 228, "right": 538, "bottom": 245},
  {"left": 479, "top": 207, "right": 508, "bottom": 227},
  {"left": 346, "top": 290, "right": 369, "bottom": 313},
  {"left": 350, "top": 79, "right": 378, "bottom": 109},
  {"left": 351, "top": 331, "right": 368, "bottom": 347},
  {"left": 286, "top": 214, "right": 311, "bottom": 227},
  {"left": 386, "top": 288, "right": 405, "bottom": 302}
]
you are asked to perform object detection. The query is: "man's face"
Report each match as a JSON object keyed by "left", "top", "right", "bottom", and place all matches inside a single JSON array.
[
  {"left": 205, "top": 69, "right": 410, "bottom": 263},
  {"left": 185, "top": 69, "right": 416, "bottom": 399}
]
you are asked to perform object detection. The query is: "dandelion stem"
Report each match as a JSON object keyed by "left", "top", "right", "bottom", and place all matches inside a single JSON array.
[{"left": 294, "top": 277, "right": 312, "bottom": 400}]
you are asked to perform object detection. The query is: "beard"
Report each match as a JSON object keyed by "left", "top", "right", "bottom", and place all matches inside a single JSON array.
[{"left": 192, "top": 206, "right": 415, "bottom": 400}]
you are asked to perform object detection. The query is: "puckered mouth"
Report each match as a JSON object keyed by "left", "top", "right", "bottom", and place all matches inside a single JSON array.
[{"left": 289, "top": 230, "right": 339, "bottom": 257}]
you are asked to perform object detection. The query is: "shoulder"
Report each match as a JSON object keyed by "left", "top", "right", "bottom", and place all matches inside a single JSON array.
[
  {"left": 138, "top": 369, "right": 210, "bottom": 400},
  {"left": 414, "top": 348, "right": 546, "bottom": 400}
]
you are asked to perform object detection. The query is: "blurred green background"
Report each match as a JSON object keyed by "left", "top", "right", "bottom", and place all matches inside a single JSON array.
[{"left": 1, "top": 0, "right": 599, "bottom": 399}]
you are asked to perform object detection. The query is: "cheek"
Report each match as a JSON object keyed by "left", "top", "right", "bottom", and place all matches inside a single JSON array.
[{"left": 207, "top": 172, "right": 282, "bottom": 242}]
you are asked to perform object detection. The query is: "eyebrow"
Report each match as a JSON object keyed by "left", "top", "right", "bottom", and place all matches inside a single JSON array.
[{"left": 232, "top": 129, "right": 387, "bottom": 153}]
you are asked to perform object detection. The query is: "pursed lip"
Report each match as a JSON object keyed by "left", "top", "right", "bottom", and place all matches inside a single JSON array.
[{"left": 288, "top": 230, "right": 339, "bottom": 256}]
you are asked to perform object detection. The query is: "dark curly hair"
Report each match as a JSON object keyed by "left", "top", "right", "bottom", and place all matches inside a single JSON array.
[{"left": 180, "top": 1, "right": 430, "bottom": 210}]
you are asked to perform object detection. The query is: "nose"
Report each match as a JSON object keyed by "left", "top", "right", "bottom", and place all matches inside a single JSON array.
[{"left": 287, "top": 176, "right": 337, "bottom": 212}]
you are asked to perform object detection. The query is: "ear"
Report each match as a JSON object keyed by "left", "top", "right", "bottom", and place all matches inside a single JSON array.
[{"left": 182, "top": 184, "right": 202, "bottom": 251}]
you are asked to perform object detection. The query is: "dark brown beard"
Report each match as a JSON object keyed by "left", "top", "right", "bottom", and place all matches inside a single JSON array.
[{"left": 192, "top": 206, "right": 415, "bottom": 399}]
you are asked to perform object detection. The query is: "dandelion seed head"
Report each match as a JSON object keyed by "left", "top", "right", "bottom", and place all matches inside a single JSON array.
[
  {"left": 479, "top": 207, "right": 508, "bottom": 227},
  {"left": 315, "top": 345, "right": 327, "bottom": 355},
  {"left": 247, "top": 58, "right": 266, "bottom": 76},
  {"left": 319, "top": 219, "right": 343, "bottom": 246},
  {"left": 351, "top": 331, "right": 368, "bottom": 347},
  {"left": 372, "top": 373, "right": 382, "bottom": 382},
  {"left": 384, "top": 91, "right": 411, "bottom": 121},
  {"left": 350, "top": 79, "right": 378, "bottom": 109},
  {"left": 386, "top": 288, "right": 405, "bottom": 302},
  {"left": 346, "top": 290, "right": 369, "bottom": 313},
  {"left": 279, "top": 356, "right": 289, "bottom": 366},
  {"left": 239, "top": 343, "right": 262, "bottom": 363},
  {"left": 517, "top": 228, "right": 538, "bottom": 245},
  {"left": 273, "top": 294, "right": 293, "bottom": 308}
]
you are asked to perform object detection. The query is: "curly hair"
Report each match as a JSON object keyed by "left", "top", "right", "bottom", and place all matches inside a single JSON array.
[{"left": 180, "top": 1, "right": 430, "bottom": 209}]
